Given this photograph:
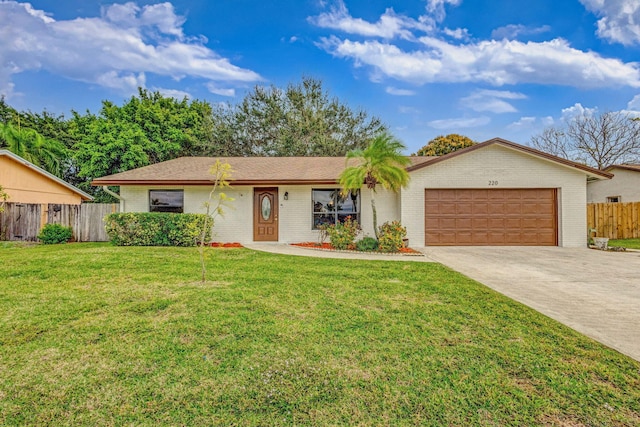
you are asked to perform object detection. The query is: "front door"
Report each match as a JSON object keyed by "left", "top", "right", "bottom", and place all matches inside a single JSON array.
[{"left": 253, "top": 188, "right": 278, "bottom": 241}]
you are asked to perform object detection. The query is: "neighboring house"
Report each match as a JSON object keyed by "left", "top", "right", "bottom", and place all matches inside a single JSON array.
[
  {"left": 0, "top": 149, "right": 92, "bottom": 204},
  {"left": 92, "top": 138, "right": 610, "bottom": 247},
  {"left": 587, "top": 164, "right": 640, "bottom": 203}
]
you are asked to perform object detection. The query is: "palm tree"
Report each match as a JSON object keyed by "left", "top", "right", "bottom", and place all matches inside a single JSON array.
[
  {"left": 0, "top": 122, "right": 67, "bottom": 176},
  {"left": 339, "top": 132, "right": 410, "bottom": 239}
]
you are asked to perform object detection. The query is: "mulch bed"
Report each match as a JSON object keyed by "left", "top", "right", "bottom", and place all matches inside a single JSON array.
[
  {"left": 207, "top": 242, "right": 243, "bottom": 248},
  {"left": 291, "top": 242, "right": 423, "bottom": 256}
]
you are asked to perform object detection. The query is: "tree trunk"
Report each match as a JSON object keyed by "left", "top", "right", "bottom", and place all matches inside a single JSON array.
[{"left": 371, "top": 189, "right": 378, "bottom": 239}]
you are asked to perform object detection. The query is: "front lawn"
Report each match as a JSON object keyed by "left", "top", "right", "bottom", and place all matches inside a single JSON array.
[
  {"left": 609, "top": 238, "right": 640, "bottom": 250},
  {"left": 1, "top": 243, "right": 639, "bottom": 425}
]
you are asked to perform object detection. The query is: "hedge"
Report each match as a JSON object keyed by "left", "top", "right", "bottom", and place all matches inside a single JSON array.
[{"left": 104, "top": 213, "right": 212, "bottom": 247}]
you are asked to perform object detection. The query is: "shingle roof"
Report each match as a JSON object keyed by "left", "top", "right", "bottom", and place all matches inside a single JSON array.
[{"left": 92, "top": 156, "right": 436, "bottom": 186}]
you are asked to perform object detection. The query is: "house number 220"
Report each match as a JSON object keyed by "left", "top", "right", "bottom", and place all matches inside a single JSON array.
[{"left": 488, "top": 180, "right": 499, "bottom": 186}]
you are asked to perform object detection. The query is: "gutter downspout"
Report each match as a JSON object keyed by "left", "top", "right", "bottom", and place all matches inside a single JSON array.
[{"left": 102, "top": 186, "right": 124, "bottom": 212}]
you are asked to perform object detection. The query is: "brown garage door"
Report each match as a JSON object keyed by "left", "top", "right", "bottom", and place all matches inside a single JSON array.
[{"left": 425, "top": 189, "right": 557, "bottom": 246}]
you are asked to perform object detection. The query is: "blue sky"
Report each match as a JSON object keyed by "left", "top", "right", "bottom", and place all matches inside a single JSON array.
[{"left": 2, "top": 0, "right": 640, "bottom": 154}]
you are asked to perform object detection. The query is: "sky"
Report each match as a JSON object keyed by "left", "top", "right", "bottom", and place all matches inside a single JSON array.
[{"left": 1, "top": 0, "right": 640, "bottom": 154}]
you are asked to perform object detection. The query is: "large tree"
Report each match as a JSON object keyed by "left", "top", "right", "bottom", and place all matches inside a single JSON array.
[
  {"left": 206, "top": 77, "right": 386, "bottom": 157},
  {"left": 414, "top": 134, "right": 476, "bottom": 156},
  {"left": 70, "top": 88, "right": 214, "bottom": 199},
  {"left": 339, "top": 132, "right": 410, "bottom": 239},
  {"left": 530, "top": 112, "right": 640, "bottom": 169}
]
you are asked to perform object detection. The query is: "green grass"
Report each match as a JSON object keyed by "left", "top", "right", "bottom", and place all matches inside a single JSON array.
[
  {"left": 609, "top": 238, "right": 640, "bottom": 250},
  {"left": 1, "top": 243, "right": 639, "bottom": 426}
]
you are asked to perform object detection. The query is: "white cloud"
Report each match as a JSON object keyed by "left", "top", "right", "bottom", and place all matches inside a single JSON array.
[
  {"left": 580, "top": 0, "right": 640, "bottom": 45},
  {"left": 507, "top": 116, "right": 536, "bottom": 130},
  {"left": 318, "top": 36, "right": 640, "bottom": 88},
  {"left": 154, "top": 87, "right": 191, "bottom": 99},
  {"left": 206, "top": 83, "right": 236, "bottom": 97},
  {"left": 399, "top": 106, "right": 420, "bottom": 114},
  {"left": 309, "top": 0, "right": 434, "bottom": 39},
  {"left": 561, "top": 103, "right": 598, "bottom": 121},
  {"left": 491, "top": 24, "right": 551, "bottom": 40},
  {"left": 628, "top": 94, "right": 640, "bottom": 110},
  {"left": 426, "top": 0, "right": 462, "bottom": 22},
  {"left": 461, "top": 89, "right": 526, "bottom": 113},
  {"left": 443, "top": 27, "right": 470, "bottom": 40},
  {"left": 386, "top": 86, "right": 416, "bottom": 96},
  {"left": 428, "top": 116, "right": 490, "bottom": 129},
  {"left": 0, "top": 1, "right": 261, "bottom": 98}
]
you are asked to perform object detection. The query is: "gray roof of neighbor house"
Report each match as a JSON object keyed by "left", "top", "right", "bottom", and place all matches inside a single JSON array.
[
  {"left": 0, "top": 149, "right": 93, "bottom": 200},
  {"left": 91, "top": 138, "right": 612, "bottom": 186},
  {"left": 92, "top": 156, "right": 436, "bottom": 186}
]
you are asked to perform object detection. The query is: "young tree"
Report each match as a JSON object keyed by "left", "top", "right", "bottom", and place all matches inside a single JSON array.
[
  {"left": 207, "top": 77, "right": 386, "bottom": 157},
  {"left": 414, "top": 134, "right": 476, "bottom": 156},
  {"left": 0, "top": 185, "right": 8, "bottom": 213},
  {"left": 530, "top": 112, "right": 640, "bottom": 169},
  {"left": 198, "top": 160, "right": 234, "bottom": 283},
  {"left": 339, "top": 133, "right": 410, "bottom": 239}
]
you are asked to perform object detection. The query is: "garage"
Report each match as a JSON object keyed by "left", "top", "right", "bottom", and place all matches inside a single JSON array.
[{"left": 425, "top": 188, "right": 558, "bottom": 246}]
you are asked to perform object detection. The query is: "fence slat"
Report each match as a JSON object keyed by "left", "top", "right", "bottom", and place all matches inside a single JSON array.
[
  {"left": 587, "top": 202, "right": 640, "bottom": 239},
  {"left": 1, "top": 202, "right": 117, "bottom": 242}
]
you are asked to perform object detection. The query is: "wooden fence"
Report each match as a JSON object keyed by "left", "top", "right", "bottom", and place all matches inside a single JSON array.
[
  {"left": 0, "top": 203, "right": 118, "bottom": 242},
  {"left": 587, "top": 202, "right": 640, "bottom": 239}
]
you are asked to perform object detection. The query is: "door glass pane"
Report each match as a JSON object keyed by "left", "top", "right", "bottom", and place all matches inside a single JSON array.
[{"left": 261, "top": 195, "right": 271, "bottom": 220}]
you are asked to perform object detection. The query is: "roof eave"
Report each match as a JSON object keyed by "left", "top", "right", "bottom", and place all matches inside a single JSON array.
[{"left": 91, "top": 179, "right": 341, "bottom": 186}]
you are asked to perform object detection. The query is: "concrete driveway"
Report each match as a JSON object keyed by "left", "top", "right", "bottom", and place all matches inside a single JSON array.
[{"left": 422, "top": 246, "right": 640, "bottom": 362}]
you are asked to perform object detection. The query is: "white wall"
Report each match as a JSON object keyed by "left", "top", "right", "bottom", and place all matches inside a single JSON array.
[
  {"left": 587, "top": 168, "right": 640, "bottom": 203},
  {"left": 119, "top": 184, "right": 400, "bottom": 243},
  {"left": 401, "top": 144, "right": 588, "bottom": 247}
]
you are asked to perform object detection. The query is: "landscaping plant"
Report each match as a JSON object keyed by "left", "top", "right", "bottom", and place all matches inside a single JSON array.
[
  {"left": 37, "top": 223, "right": 73, "bottom": 244},
  {"left": 377, "top": 220, "right": 407, "bottom": 252},
  {"left": 355, "top": 236, "right": 379, "bottom": 252},
  {"left": 325, "top": 216, "right": 361, "bottom": 250}
]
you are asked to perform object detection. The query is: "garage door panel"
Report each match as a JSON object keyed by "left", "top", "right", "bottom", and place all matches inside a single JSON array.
[{"left": 425, "top": 189, "right": 557, "bottom": 246}]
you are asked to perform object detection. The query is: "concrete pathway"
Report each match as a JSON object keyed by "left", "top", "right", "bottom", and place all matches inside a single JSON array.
[
  {"left": 247, "top": 243, "right": 640, "bottom": 362},
  {"left": 244, "top": 243, "right": 434, "bottom": 262},
  {"left": 423, "top": 246, "right": 640, "bottom": 362}
]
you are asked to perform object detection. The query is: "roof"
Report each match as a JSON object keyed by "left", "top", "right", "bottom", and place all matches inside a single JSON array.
[
  {"left": 605, "top": 164, "right": 640, "bottom": 173},
  {"left": 406, "top": 137, "right": 613, "bottom": 180},
  {"left": 91, "top": 137, "right": 612, "bottom": 187},
  {"left": 91, "top": 156, "right": 436, "bottom": 186},
  {"left": 0, "top": 150, "right": 93, "bottom": 201}
]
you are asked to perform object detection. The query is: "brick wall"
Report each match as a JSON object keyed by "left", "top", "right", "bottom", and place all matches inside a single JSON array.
[{"left": 401, "top": 144, "right": 587, "bottom": 247}]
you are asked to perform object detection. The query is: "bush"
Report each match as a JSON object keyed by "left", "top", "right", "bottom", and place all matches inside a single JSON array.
[
  {"left": 325, "top": 216, "right": 361, "bottom": 250},
  {"left": 104, "top": 213, "right": 212, "bottom": 246},
  {"left": 356, "top": 236, "right": 379, "bottom": 252},
  {"left": 378, "top": 220, "right": 407, "bottom": 252},
  {"left": 38, "top": 224, "right": 73, "bottom": 244}
]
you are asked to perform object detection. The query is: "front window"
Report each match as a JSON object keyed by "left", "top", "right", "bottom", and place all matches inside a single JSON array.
[
  {"left": 312, "top": 189, "right": 360, "bottom": 229},
  {"left": 607, "top": 196, "right": 621, "bottom": 203},
  {"left": 149, "top": 190, "right": 184, "bottom": 213}
]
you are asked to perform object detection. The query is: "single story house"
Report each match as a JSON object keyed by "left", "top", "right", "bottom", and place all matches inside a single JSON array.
[
  {"left": 0, "top": 149, "right": 92, "bottom": 204},
  {"left": 92, "top": 138, "right": 611, "bottom": 247},
  {"left": 587, "top": 164, "right": 640, "bottom": 203}
]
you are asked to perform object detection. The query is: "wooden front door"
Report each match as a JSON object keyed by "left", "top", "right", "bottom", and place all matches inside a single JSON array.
[{"left": 253, "top": 188, "right": 279, "bottom": 241}]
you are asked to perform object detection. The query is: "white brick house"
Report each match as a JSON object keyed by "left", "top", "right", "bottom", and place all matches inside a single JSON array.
[{"left": 92, "top": 138, "right": 610, "bottom": 247}]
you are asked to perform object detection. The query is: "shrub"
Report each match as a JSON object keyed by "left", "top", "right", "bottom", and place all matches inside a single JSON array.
[
  {"left": 104, "top": 213, "right": 212, "bottom": 246},
  {"left": 38, "top": 224, "right": 73, "bottom": 244},
  {"left": 377, "top": 220, "right": 407, "bottom": 252},
  {"left": 325, "top": 216, "right": 361, "bottom": 250},
  {"left": 356, "top": 236, "right": 379, "bottom": 252}
]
